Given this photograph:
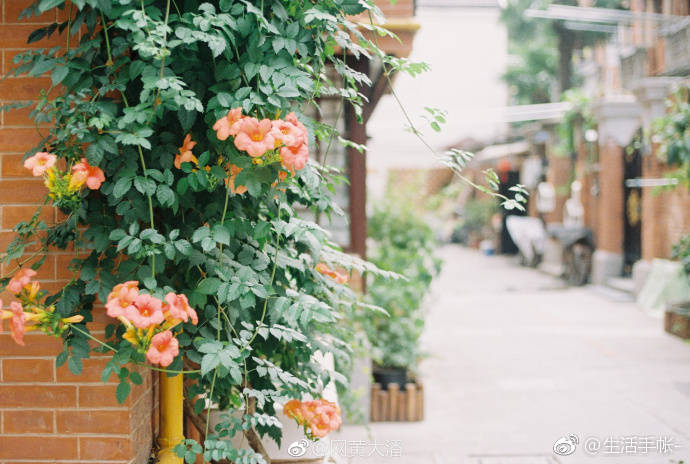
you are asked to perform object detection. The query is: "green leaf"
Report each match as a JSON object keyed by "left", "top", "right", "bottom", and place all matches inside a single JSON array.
[
  {"left": 134, "top": 177, "right": 157, "bottom": 196},
  {"left": 85, "top": 143, "right": 104, "bottom": 165},
  {"left": 29, "top": 58, "right": 56, "bottom": 77},
  {"left": 140, "top": 228, "right": 164, "bottom": 244},
  {"left": 55, "top": 351, "right": 68, "bottom": 367},
  {"left": 177, "top": 108, "right": 197, "bottom": 133},
  {"left": 197, "top": 277, "right": 221, "bottom": 295},
  {"left": 197, "top": 340, "right": 222, "bottom": 354},
  {"left": 212, "top": 224, "right": 230, "bottom": 245},
  {"left": 129, "top": 371, "right": 143, "bottom": 385},
  {"left": 191, "top": 227, "right": 211, "bottom": 243},
  {"left": 217, "top": 281, "right": 240, "bottom": 303},
  {"left": 174, "top": 239, "right": 192, "bottom": 255},
  {"left": 340, "top": 0, "right": 368, "bottom": 15},
  {"left": 109, "top": 229, "right": 127, "bottom": 241},
  {"left": 116, "top": 381, "right": 131, "bottom": 404},
  {"left": 143, "top": 276, "right": 157, "bottom": 289},
  {"left": 38, "top": 0, "right": 64, "bottom": 13},
  {"left": 67, "top": 356, "right": 83, "bottom": 375},
  {"left": 101, "top": 364, "right": 115, "bottom": 383},
  {"left": 156, "top": 185, "right": 175, "bottom": 207},
  {"left": 51, "top": 65, "right": 69, "bottom": 86},
  {"left": 113, "top": 177, "right": 133, "bottom": 199},
  {"left": 200, "top": 353, "right": 220, "bottom": 376}
]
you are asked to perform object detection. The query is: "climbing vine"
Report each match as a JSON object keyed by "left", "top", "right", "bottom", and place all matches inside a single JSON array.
[{"left": 1, "top": 1, "right": 527, "bottom": 462}]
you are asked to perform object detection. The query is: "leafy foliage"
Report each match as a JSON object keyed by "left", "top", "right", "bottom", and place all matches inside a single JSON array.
[
  {"left": 653, "top": 85, "right": 690, "bottom": 189},
  {"left": 672, "top": 234, "right": 690, "bottom": 277},
  {"left": 500, "top": 0, "right": 624, "bottom": 105},
  {"left": 2, "top": 0, "right": 401, "bottom": 460},
  {"left": 554, "top": 89, "right": 595, "bottom": 157},
  {"left": 363, "top": 200, "right": 441, "bottom": 372}
]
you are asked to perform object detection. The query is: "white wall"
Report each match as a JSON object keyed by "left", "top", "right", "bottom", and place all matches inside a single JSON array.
[{"left": 367, "top": 4, "right": 509, "bottom": 196}]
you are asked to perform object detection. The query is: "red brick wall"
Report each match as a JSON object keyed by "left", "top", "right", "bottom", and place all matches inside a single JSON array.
[
  {"left": 574, "top": 142, "right": 599, "bottom": 231},
  {"left": 595, "top": 141, "right": 625, "bottom": 254},
  {"left": 641, "top": 151, "right": 690, "bottom": 260},
  {"left": 0, "top": 1, "right": 154, "bottom": 462},
  {"left": 377, "top": 0, "right": 415, "bottom": 17},
  {"left": 543, "top": 156, "right": 572, "bottom": 224}
]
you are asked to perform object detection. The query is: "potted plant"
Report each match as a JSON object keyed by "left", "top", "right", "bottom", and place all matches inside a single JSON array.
[
  {"left": 362, "top": 197, "right": 441, "bottom": 420},
  {"left": 653, "top": 86, "right": 690, "bottom": 341},
  {"left": 453, "top": 196, "right": 498, "bottom": 248},
  {"left": 664, "top": 235, "right": 690, "bottom": 339}
]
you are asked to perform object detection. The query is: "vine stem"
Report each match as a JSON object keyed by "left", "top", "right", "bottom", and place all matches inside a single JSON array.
[
  {"left": 365, "top": 12, "right": 515, "bottom": 206},
  {"left": 100, "top": 11, "right": 112, "bottom": 63},
  {"left": 4, "top": 248, "right": 47, "bottom": 276},
  {"left": 100, "top": 12, "right": 157, "bottom": 277},
  {"left": 66, "top": 4, "right": 73, "bottom": 50},
  {"left": 243, "top": 215, "right": 281, "bottom": 349},
  {"left": 204, "top": 178, "right": 230, "bottom": 447},
  {"left": 204, "top": 369, "right": 218, "bottom": 439},
  {"left": 69, "top": 325, "right": 200, "bottom": 374},
  {"left": 321, "top": 96, "right": 343, "bottom": 168},
  {"left": 152, "top": 0, "right": 171, "bottom": 112}
]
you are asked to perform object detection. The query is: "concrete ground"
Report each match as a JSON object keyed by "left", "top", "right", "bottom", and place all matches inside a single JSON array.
[{"left": 334, "top": 245, "right": 690, "bottom": 464}]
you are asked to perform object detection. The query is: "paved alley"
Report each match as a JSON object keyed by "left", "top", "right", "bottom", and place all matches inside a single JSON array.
[{"left": 337, "top": 245, "right": 690, "bottom": 464}]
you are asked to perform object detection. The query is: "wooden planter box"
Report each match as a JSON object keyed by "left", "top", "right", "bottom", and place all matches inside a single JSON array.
[
  {"left": 369, "top": 382, "right": 423, "bottom": 422},
  {"left": 664, "top": 303, "right": 690, "bottom": 340}
]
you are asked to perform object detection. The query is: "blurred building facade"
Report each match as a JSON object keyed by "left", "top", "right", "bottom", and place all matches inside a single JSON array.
[{"left": 460, "top": 0, "right": 689, "bottom": 294}]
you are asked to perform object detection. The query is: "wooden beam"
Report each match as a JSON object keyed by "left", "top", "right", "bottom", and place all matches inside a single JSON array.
[
  {"left": 345, "top": 56, "right": 369, "bottom": 259},
  {"left": 362, "top": 64, "right": 396, "bottom": 125}
]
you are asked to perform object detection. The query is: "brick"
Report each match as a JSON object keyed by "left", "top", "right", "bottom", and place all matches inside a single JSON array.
[
  {"left": 0, "top": 129, "right": 43, "bottom": 152},
  {"left": 0, "top": 179, "right": 48, "bottom": 203},
  {"left": 0, "top": 78, "right": 52, "bottom": 100},
  {"left": 0, "top": 436, "right": 78, "bottom": 460},
  {"left": 2, "top": 409, "right": 53, "bottom": 433},
  {"left": 1, "top": 205, "right": 54, "bottom": 228},
  {"left": 0, "top": 333, "right": 62, "bottom": 356},
  {"left": 0, "top": 462, "right": 83, "bottom": 464},
  {"left": 1, "top": 154, "right": 29, "bottom": 176},
  {"left": 0, "top": 230, "right": 45, "bottom": 252},
  {"left": 2, "top": 104, "right": 51, "bottom": 127},
  {"left": 56, "top": 356, "right": 112, "bottom": 383},
  {"left": 0, "top": 385, "right": 76, "bottom": 408},
  {"left": 4, "top": 50, "right": 29, "bottom": 76},
  {"left": 3, "top": 0, "right": 57, "bottom": 24},
  {"left": 0, "top": 25, "right": 66, "bottom": 49},
  {"left": 79, "top": 384, "right": 130, "bottom": 408},
  {"left": 2, "top": 358, "right": 54, "bottom": 382},
  {"left": 56, "top": 2, "right": 74, "bottom": 22},
  {"left": 56, "top": 410, "right": 129, "bottom": 434},
  {"left": 131, "top": 421, "right": 155, "bottom": 464},
  {"left": 33, "top": 279, "right": 71, "bottom": 295},
  {"left": 55, "top": 253, "right": 79, "bottom": 279},
  {"left": 79, "top": 436, "right": 133, "bottom": 460},
  {"left": 0, "top": 255, "right": 56, "bottom": 281},
  {"left": 83, "top": 306, "right": 113, "bottom": 331}
]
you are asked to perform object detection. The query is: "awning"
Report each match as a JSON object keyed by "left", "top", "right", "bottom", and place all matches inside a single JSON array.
[{"left": 476, "top": 140, "right": 531, "bottom": 163}]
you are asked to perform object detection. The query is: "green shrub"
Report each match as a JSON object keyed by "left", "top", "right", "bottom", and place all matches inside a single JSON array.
[
  {"left": 363, "top": 203, "right": 441, "bottom": 373},
  {"left": 672, "top": 234, "right": 690, "bottom": 277}
]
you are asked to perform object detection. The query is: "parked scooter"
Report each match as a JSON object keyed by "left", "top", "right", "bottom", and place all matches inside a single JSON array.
[{"left": 506, "top": 181, "right": 595, "bottom": 286}]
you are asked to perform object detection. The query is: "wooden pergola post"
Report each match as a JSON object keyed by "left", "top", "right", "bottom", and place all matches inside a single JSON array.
[{"left": 346, "top": 56, "right": 370, "bottom": 259}]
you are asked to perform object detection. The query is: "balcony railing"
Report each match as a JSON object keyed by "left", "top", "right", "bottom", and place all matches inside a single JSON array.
[
  {"left": 620, "top": 46, "right": 648, "bottom": 88},
  {"left": 662, "top": 17, "right": 690, "bottom": 76}
]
